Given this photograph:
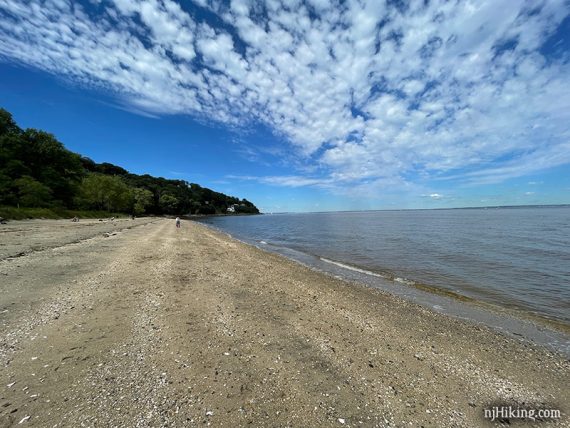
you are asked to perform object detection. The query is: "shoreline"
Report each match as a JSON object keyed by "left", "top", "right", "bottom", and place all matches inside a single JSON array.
[
  {"left": 194, "top": 219, "right": 570, "bottom": 356},
  {"left": 0, "top": 219, "right": 568, "bottom": 426},
  {"left": 319, "top": 254, "right": 570, "bottom": 336}
]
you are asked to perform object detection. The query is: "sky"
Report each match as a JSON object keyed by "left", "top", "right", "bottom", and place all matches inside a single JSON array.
[{"left": 0, "top": 0, "right": 569, "bottom": 213}]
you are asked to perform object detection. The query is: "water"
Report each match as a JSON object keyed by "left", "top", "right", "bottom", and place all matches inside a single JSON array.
[
  {"left": 197, "top": 206, "right": 570, "bottom": 353},
  {"left": 195, "top": 207, "right": 570, "bottom": 357}
]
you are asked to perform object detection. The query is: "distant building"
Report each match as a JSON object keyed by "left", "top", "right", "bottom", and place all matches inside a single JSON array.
[{"left": 227, "top": 204, "right": 239, "bottom": 213}]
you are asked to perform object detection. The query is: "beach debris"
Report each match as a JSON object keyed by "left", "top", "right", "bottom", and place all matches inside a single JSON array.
[
  {"left": 338, "top": 418, "right": 346, "bottom": 424},
  {"left": 18, "top": 416, "right": 30, "bottom": 424},
  {"left": 7, "top": 382, "right": 16, "bottom": 388},
  {"left": 205, "top": 410, "right": 214, "bottom": 416}
]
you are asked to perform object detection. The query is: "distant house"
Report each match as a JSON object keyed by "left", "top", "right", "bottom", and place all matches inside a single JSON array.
[{"left": 227, "top": 204, "right": 239, "bottom": 213}]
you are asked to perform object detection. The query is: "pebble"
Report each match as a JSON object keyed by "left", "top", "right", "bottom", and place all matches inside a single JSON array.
[{"left": 18, "top": 416, "right": 30, "bottom": 424}]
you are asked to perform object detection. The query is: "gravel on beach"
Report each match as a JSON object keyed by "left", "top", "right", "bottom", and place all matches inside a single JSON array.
[{"left": 0, "top": 218, "right": 567, "bottom": 427}]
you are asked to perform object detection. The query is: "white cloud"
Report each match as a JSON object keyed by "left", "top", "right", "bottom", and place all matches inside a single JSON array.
[
  {"left": 0, "top": 0, "right": 569, "bottom": 190},
  {"left": 422, "top": 193, "right": 444, "bottom": 200},
  {"left": 227, "top": 174, "right": 335, "bottom": 188}
]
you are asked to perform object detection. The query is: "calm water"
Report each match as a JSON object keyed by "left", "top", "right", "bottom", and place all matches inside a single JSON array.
[{"left": 198, "top": 207, "right": 570, "bottom": 325}]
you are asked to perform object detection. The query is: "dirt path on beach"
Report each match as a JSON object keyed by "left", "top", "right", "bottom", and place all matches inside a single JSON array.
[{"left": 0, "top": 219, "right": 568, "bottom": 427}]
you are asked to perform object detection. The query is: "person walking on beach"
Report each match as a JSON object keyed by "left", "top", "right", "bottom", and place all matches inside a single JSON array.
[{"left": 175, "top": 217, "right": 181, "bottom": 228}]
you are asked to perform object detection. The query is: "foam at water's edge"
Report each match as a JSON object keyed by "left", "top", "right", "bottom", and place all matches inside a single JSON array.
[
  {"left": 320, "top": 257, "right": 419, "bottom": 288},
  {"left": 394, "top": 277, "right": 415, "bottom": 286},
  {"left": 319, "top": 257, "right": 388, "bottom": 279}
]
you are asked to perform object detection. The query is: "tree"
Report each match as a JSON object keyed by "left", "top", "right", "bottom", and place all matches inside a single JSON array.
[
  {"left": 79, "top": 174, "right": 132, "bottom": 212},
  {"left": 15, "top": 176, "right": 53, "bottom": 207},
  {"left": 198, "top": 203, "right": 216, "bottom": 215},
  {"left": 0, "top": 172, "right": 16, "bottom": 205},
  {"left": 24, "top": 129, "right": 84, "bottom": 207},
  {"left": 189, "top": 200, "right": 201, "bottom": 214},
  {"left": 0, "top": 124, "right": 84, "bottom": 208},
  {"left": 96, "top": 162, "right": 128, "bottom": 176},
  {"left": 132, "top": 188, "right": 153, "bottom": 215},
  {"left": 0, "top": 108, "right": 20, "bottom": 135},
  {"left": 159, "top": 193, "right": 180, "bottom": 214}
]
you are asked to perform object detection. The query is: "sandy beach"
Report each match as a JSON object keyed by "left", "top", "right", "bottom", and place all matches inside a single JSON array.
[{"left": 0, "top": 218, "right": 567, "bottom": 427}]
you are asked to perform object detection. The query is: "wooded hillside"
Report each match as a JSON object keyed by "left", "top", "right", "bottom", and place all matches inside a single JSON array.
[{"left": 0, "top": 108, "right": 259, "bottom": 216}]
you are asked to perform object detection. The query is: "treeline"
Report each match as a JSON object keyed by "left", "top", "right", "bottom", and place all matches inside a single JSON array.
[{"left": 0, "top": 108, "right": 259, "bottom": 216}]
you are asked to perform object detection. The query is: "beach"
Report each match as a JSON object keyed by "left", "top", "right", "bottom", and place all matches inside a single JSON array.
[{"left": 0, "top": 218, "right": 567, "bottom": 427}]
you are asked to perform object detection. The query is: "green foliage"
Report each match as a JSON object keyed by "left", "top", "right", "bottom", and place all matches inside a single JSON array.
[
  {"left": 0, "top": 205, "right": 125, "bottom": 220},
  {"left": 159, "top": 193, "right": 180, "bottom": 214},
  {"left": 15, "top": 176, "right": 53, "bottom": 207},
  {"left": 0, "top": 206, "right": 63, "bottom": 220},
  {"left": 0, "top": 108, "right": 19, "bottom": 135},
  {"left": 132, "top": 188, "right": 153, "bottom": 215},
  {"left": 198, "top": 204, "right": 216, "bottom": 215},
  {"left": 78, "top": 174, "right": 132, "bottom": 212},
  {"left": 0, "top": 108, "right": 84, "bottom": 208},
  {"left": 0, "top": 172, "right": 16, "bottom": 205},
  {"left": 0, "top": 107, "right": 260, "bottom": 216}
]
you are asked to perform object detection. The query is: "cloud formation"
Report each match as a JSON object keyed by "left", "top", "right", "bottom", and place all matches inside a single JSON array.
[{"left": 1, "top": 0, "right": 569, "bottom": 191}]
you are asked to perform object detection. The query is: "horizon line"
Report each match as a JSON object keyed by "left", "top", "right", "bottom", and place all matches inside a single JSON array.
[{"left": 262, "top": 203, "right": 570, "bottom": 215}]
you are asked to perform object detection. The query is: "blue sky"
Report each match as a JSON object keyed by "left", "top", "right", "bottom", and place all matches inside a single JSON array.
[{"left": 1, "top": 0, "right": 569, "bottom": 213}]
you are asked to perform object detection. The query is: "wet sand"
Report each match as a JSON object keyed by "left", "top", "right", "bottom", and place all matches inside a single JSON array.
[{"left": 0, "top": 218, "right": 568, "bottom": 427}]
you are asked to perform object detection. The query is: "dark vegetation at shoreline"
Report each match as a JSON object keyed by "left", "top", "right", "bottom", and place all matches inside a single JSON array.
[{"left": 0, "top": 108, "right": 259, "bottom": 219}]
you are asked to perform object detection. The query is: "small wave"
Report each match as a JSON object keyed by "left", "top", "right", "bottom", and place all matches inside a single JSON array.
[
  {"left": 319, "top": 257, "right": 388, "bottom": 279},
  {"left": 395, "top": 277, "right": 415, "bottom": 286}
]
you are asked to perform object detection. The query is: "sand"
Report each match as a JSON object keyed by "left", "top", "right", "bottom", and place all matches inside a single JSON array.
[{"left": 0, "top": 218, "right": 567, "bottom": 427}]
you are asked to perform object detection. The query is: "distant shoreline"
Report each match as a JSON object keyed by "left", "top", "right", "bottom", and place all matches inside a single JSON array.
[
  {"left": 262, "top": 203, "right": 570, "bottom": 215},
  {"left": 183, "top": 212, "right": 262, "bottom": 219}
]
